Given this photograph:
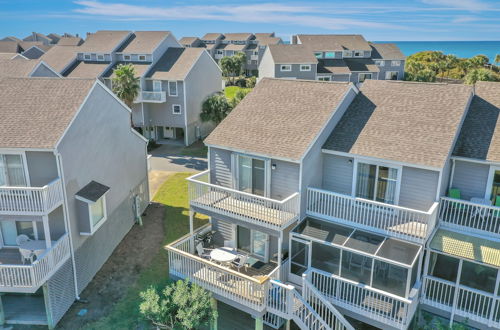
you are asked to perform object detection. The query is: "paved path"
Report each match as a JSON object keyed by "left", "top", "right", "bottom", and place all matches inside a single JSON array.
[{"left": 149, "top": 144, "right": 207, "bottom": 173}]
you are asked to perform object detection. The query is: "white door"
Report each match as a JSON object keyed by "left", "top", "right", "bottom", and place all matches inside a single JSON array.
[
  {"left": 163, "top": 127, "right": 175, "bottom": 139},
  {"left": 236, "top": 226, "right": 269, "bottom": 262},
  {"left": 0, "top": 221, "right": 17, "bottom": 246},
  {"left": 153, "top": 80, "right": 162, "bottom": 92}
]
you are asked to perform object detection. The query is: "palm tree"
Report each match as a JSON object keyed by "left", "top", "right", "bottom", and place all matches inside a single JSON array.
[
  {"left": 495, "top": 54, "right": 500, "bottom": 66},
  {"left": 200, "top": 93, "right": 233, "bottom": 125},
  {"left": 112, "top": 64, "right": 140, "bottom": 109}
]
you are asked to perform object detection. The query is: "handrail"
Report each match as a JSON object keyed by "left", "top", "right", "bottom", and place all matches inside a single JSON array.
[{"left": 441, "top": 196, "right": 500, "bottom": 208}]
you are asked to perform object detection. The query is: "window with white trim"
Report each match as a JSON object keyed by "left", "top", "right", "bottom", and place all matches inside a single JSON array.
[
  {"left": 325, "top": 52, "right": 335, "bottom": 58},
  {"left": 168, "top": 81, "right": 177, "bottom": 96},
  {"left": 90, "top": 196, "right": 106, "bottom": 227},
  {"left": 172, "top": 104, "right": 182, "bottom": 114},
  {"left": 83, "top": 53, "right": 91, "bottom": 61},
  {"left": 96, "top": 54, "right": 104, "bottom": 61},
  {"left": 391, "top": 60, "right": 401, "bottom": 67},
  {"left": 355, "top": 162, "right": 399, "bottom": 204},
  {"left": 343, "top": 50, "right": 353, "bottom": 58},
  {"left": 123, "top": 55, "right": 131, "bottom": 61},
  {"left": 358, "top": 73, "right": 372, "bottom": 82},
  {"left": 375, "top": 60, "right": 385, "bottom": 66},
  {"left": 300, "top": 64, "right": 311, "bottom": 71},
  {"left": 138, "top": 55, "right": 147, "bottom": 61},
  {"left": 280, "top": 64, "right": 291, "bottom": 71},
  {"left": 317, "top": 76, "right": 331, "bottom": 81},
  {"left": 385, "top": 71, "right": 398, "bottom": 80},
  {"left": 354, "top": 51, "right": 363, "bottom": 57},
  {"left": 0, "top": 154, "right": 27, "bottom": 187}
]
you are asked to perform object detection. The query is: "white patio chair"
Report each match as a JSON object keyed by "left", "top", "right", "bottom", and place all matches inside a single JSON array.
[
  {"left": 16, "top": 234, "right": 30, "bottom": 246},
  {"left": 231, "top": 254, "right": 249, "bottom": 272},
  {"left": 19, "top": 248, "right": 34, "bottom": 264},
  {"left": 195, "top": 243, "right": 212, "bottom": 260}
]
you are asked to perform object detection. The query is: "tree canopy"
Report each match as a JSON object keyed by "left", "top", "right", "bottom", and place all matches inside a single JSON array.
[
  {"left": 220, "top": 52, "right": 246, "bottom": 84},
  {"left": 112, "top": 64, "right": 140, "bottom": 108},
  {"left": 200, "top": 88, "right": 251, "bottom": 125}
]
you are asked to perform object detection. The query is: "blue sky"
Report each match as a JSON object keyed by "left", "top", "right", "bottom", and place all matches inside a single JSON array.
[{"left": 1, "top": 0, "right": 499, "bottom": 41}]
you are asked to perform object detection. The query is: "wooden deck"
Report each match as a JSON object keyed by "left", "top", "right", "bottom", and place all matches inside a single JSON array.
[{"left": 0, "top": 248, "right": 23, "bottom": 265}]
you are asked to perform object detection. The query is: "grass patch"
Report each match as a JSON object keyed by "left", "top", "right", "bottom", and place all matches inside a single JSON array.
[
  {"left": 179, "top": 141, "right": 208, "bottom": 158},
  {"left": 83, "top": 173, "right": 208, "bottom": 330},
  {"left": 224, "top": 86, "right": 251, "bottom": 100}
]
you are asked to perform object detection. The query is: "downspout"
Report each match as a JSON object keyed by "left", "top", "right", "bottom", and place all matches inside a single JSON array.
[{"left": 55, "top": 152, "right": 80, "bottom": 300}]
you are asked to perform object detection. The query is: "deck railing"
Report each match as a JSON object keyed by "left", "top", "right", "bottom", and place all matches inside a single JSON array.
[
  {"left": 422, "top": 276, "right": 500, "bottom": 328},
  {"left": 0, "top": 178, "right": 63, "bottom": 215},
  {"left": 307, "top": 187, "right": 439, "bottom": 243},
  {"left": 307, "top": 269, "right": 418, "bottom": 329},
  {"left": 0, "top": 233, "right": 70, "bottom": 292},
  {"left": 135, "top": 91, "right": 167, "bottom": 103},
  {"left": 187, "top": 171, "right": 300, "bottom": 230},
  {"left": 439, "top": 197, "right": 500, "bottom": 237},
  {"left": 166, "top": 224, "right": 276, "bottom": 312}
]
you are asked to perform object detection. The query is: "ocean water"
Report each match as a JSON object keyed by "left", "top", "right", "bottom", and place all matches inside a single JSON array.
[{"left": 375, "top": 41, "right": 500, "bottom": 62}]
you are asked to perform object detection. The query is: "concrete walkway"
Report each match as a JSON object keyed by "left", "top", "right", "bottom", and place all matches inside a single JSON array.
[{"left": 149, "top": 144, "right": 207, "bottom": 173}]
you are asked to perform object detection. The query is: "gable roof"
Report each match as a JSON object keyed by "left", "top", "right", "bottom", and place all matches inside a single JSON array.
[
  {"left": 118, "top": 31, "right": 170, "bottom": 54},
  {"left": 179, "top": 37, "right": 200, "bottom": 46},
  {"left": 0, "top": 53, "right": 16, "bottom": 60},
  {"left": 19, "top": 41, "right": 52, "bottom": 52},
  {"left": 318, "top": 59, "right": 350, "bottom": 74},
  {"left": 0, "top": 59, "right": 40, "bottom": 78},
  {"left": 0, "top": 78, "right": 95, "bottom": 149},
  {"left": 57, "top": 36, "right": 84, "bottom": 46},
  {"left": 205, "top": 78, "right": 352, "bottom": 161},
  {"left": 0, "top": 41, "right": 21, "bottom": 53},
  {"left": 223, "top": 33, "right": 253, "bottom": 41},
  {"left": 370, "top": 43, "right": 405, "bottom": 60},
  {"left": 344, "top": 59, "right": 379, "bottom": 72},
  {"left": 225, "top": 44, "right": 247, "bottom": 51},
  {"left": 147, "top": 47, "right": 204, "bottom": 80},
  {"left": 103, "top": 62, "right": 152, "bottom": 78},
  {"left": 268, "top": 44, "right": 318, "bottom": 64},
  {"left": 453, "top": 81, "right": 500, "bottom": 163},
  {"left": 255, "top": 33, "right": 275, "bottom": 38},
  {"left": 297, "top": 34, "right": 371, "bottom": 51},
  {"left": 47, "top": 33, "right": 61, "bottom": 43},
  {"left": 80, "top": 30, "right": 130, "bottom": 53},
  {"left": 324, "top": 80, "right": 473, "bottom": 168},
  {"left": 23, "top": 32, "right": 50, "bottom": 42},
  {"left": 39, "top": 45, "right": 78, "bottom": 72},
  {"left": 255, "top": 36, "right": 282, "bottom": 46},
  {"left": 64, "top": 61, "right": 110, "bottom": 78},
  {"left": 201, "top": 33, "right": 223, "bottom": 41}
]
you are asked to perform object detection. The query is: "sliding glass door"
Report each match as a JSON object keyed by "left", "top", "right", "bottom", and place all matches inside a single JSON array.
[
  {"left": 236, "top": 225, "right": 269, "bottom": 260},
  {"left": 356, "top": 162, "right": 398, "bottom": 204},
  {"left": 238, "top": 156, "right": 266, "bottom": 196},
  {"left": 0, "top": 154, "right": 27, "bottom": 187}
]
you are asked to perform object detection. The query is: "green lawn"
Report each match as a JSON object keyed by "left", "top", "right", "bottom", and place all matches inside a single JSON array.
[
  {"left": 83, "top": 173, "right": 208, "bottom": 330},
  {"left": 224, "top": 86, "right": 251, "bottom": 100},
  {"left": 179, "top": 140, "right": 208, "bottom": 158}
]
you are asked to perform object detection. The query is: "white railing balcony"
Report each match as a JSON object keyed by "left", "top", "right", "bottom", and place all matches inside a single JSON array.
[
  {"left": 134, "top": 91, "right": 166, "bottom": 103},
  {"left": 0, "top": 234, "right": 71, "bottom": 293},
  {"left": 214, "top": 54, "right": 223, "bottom": 60},
  {"left": 422, "top": 276, "right": 500, "bottom": 328},
  {"left": 308, "top": 269, "right": 419, "bottom": 329},
  {"left": 250, "top": 55, "right": 259, "bottom": 61},
  {"left": 0, "top": 178, "right": 63, "bottom": 215},
  {"left": 307, "top": 187, "right": 439, "bottom": 244},
  {"left": 166, "top": 224, "right": 279, "bottom": 312},
  {"left": 187, "top": 171, "right": 300, "bottom": 230},
  {"left": 439, "top": 197, "right": 500, "bottom": 237}
]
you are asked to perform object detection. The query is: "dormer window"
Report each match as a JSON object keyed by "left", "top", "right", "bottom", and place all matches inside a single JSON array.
[
  {"left": 96, "top": 54, "right": 105, "bottom": 61},
  {"left": 324, "top": 52, "right": 335, "bottom": 58},
  {"left": 354, "top": 51, "right": 363, "bottom": 57},
  {"left": 138, "top": 55, "right": 147, "bottom": 61},
  {"left": 75, "top": 181, "right": 110, "bottom": 235},
  {"left": 83, "top": 53, "right": 91, "bottom": 61},
  {"left": 123, "top": 55, "right": 131, "bottom": 61}
]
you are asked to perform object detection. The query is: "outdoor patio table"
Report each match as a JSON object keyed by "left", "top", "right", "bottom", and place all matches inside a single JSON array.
[
  {"left": 19, "top": 240, "right": 46, "bottom": 256},
  {"left": 210, "top": 247, "right": 238, "bottom": 264}
]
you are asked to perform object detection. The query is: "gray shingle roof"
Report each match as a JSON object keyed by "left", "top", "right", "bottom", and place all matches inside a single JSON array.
[
  {"left": 201, "top": 33, "right": 223, "bottom": 41},
  {"left": 453, "top": 81, "right": 500, "bottom": 162},
  {"left": 118, "top": 31, "right": 170, "bottom": 54},
  {"left": 297, "top": 34, "right": 371, "bottom": 51},
  {"left": 39, "top": 45, "right": 78, "bottom": 72},
  {"left": 205, "top": 78, "right": 352, "bottom": 161},
  {"left": 103, "top": 62, "right": 151, "bottom": 78},
  {"left": 80, "top": 30, "right": 130, "bottom": 53},
  {"left": 344, "top": 59, "right": 379, "bottom": 72},
  {"left": 0, "top": 78, "right": 95, "bottom": 149},
  {"left": 179, "top": 37, "right": 200, "bottom": 46},
  {"left": 223, "top": 33, "right": 253, "bottom": 41},
  {"left": 324, "top": 80, "right": 473, "bottom": 168},
  {"left": 254, "top": 36, "right": 282, "bottom": 46},
  {"left": 0, "top": 59, "right": 40, "bottom": 78},
  {"left": 57, "top": 36, "right": 83, "bottom": 46},
  {"left": 268, "top": 44, "right": 318, "bottom": 64},
  {"left": 76, "top": 181, "right": 110, "bottom": 202},
  {"left": 317, "top": 59, "right": 350, "bottom": 74},
  {"left": 64, "top": 61, "right": 110, "bottom": 78},
  {"left": 147, "top": 47, "right": 204, "bottom": 80},
  {"left": 0, "top": 41, "right": 20, "bottom": 53},
  {"left": 370, "top": 43, "right": 405, "bottom": 60}
]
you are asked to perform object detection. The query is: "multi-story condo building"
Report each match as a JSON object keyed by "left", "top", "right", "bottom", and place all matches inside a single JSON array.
[
  {"left": 166, "top": 77, "right": 500, "bottom": 330},
  {"left": 37, "top": 30, "right": 222, "bottom": 146},
  {"left": 259, "top": 34, "right": 405, "bottom": 83},
  {"left": 182, "top": 32, "right": 283, "bottom": 76},
  {"left": 0, "top": 77, "right": 149, "bottom": 328}
]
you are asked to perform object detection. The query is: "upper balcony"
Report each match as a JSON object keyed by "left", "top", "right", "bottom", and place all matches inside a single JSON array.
[
  {"left": 134, "top": 91, "right": 167, "bottom": 103},
  {"left": 187, "top": 170, "right": 300, "bottom": 231},
  {"left": 0, "top": 178, "right": 63, "bottom": 216},
  {"left": 306, "top": 187, "right": 439, "bottom": 244}
]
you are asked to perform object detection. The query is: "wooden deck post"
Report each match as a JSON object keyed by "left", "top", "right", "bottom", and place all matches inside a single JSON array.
[
  {"left": 277, "top": 233, "right": 283, "bottom": 280},
  {"left": 210, "top": 298, "right": 218, "bottom": 330},
  {"left": 189, "top": 210, "right": 195, "bottom": 254},
  {"left": 255, "top": 316, "right": 263, "bottom": 330}
]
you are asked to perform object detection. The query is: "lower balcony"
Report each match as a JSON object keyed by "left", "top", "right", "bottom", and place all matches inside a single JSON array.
[
  {"left": 306, "top": 187, "right": 439, "bottom": 244},
  {"left": 0, "top": 233, "right": 71, "bottom": 293},
  {"left": 188, "top": 171, "right": 300, "bottom": 231},
  {"left": 166, "top": 224, "right": 284, "bottom": 312},
  {"left": 134, "top": 91, "right": 166, "bottom": 103}
]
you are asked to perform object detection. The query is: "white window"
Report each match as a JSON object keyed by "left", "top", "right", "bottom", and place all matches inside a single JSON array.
[
  {"left": 314, "top": 52, "right": 323, "bottom": 58},
  {"left": 354, "top": 51, "right": 363, "bottom": 57},
  {"left": 391, "top": 60, "right": 401, "bottom": 67},
  {"left": 138, "top": 55, "right": 147, "bottom": 61},
  {"left": 216, "top": 50, "right": 223, "bottom": 55},
  {"left": 355, "top": 162, "right": 400, "bottom": 204},
  {"left": 325, "top": 52, "right": 335, "bottom": 58},
  {"left": 375, "top": 60, "right": 385, "bottom": 66},
  {"left": 153, "top": 80, "right": 162, "bottom": 92},
  {"left": 83, "top": 53, "right": 91, "bottom": 61},
  {"left": 90, "top": 197, "right": 106, "bottom": 227},
  {"left": 300, "top": 64, "right": 311, "bottom": 71},
  {"left": 96, "top": 54, "right": 104, "bottom": 61},
  {"left": 280, "top": 64, "right": 291, "bottom": 71},
  {"left": 123, "top": 54, "right": 131, "bottom": 61},
  {"left": 168, "top": 81, "right": 177, "bottom": 96},
  {"left": 0, "top": 154, "right": 27, "bottom": 187},
  {"left": 172, "top": 104, "right": 181, "bottom": 114},
  {"left": 343, "top": 50, "right": 353, "bottom": 58},
  {"left": 358, "top": 73, "right": 372, "bottom": 83},
  {"left": 385, "top": 71, "right": 399, "bottom": 80},
  {"left": 317, "top": 76, "right": 331, "bottom": 81}
]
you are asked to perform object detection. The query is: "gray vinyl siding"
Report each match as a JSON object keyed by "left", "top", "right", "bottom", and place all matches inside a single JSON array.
[
  {"left": 350, "top": 71, "right": 379, "bottom": 83},
  {"left": 399, "top": 167, "right": 439, "bottom": 211},
  {"left": 151, "top": 34, "right": 182, "bottom": 63},
  {"left": 116, "top": 54, "right": 151, "bottom": 62},
  {"left": 25, "top": 151, "right": 59, "bottom": 187},
  {"left": 441, "top": 159, "right": 452, "bottom": 197},
  {"left": 209, "top": 147, "right": 233, "bottom": 188},
  {"left": 301, "top": 88, "right": 358, "bottom": 219},
  {"left": 332, "top": 74, "right": 351, "bottom": 82},
  {"left": 22, "top": 47, "right": 45, "bottom": 59},
  {"left": 211, "top": 218, "right": 234, "bottom": 245},
  {"left": 141, "top": 80, "right": 185, "bottom": 128},
  {"left": 258, "top": 48, "right": 276, "bottom": 79},
  {"left": 184, "top": 50, "right": 222, "bottom": 145},
  {"left": 270, "top": 160, "right": 300, "bottom": 200},
  {"left": 76, "top": 53, "right": 112, "bottom": 62},
  {"left": 451, "top": 160, "right": 490, "bottom": 200},
  {"left": 46, "top": 259, "right": 75, "bottom": 327},
  {"left": 30, "top": 63, "right": 59, "bottom": 77},
  {"left": 376, "top": 60, "right": 405, "bottom": 80},
  {"left": 322, "top": 154, "right": 354, "bottom": 195},
  {"left": 274, "top": 63, "right": 317, "bottom": 80}
]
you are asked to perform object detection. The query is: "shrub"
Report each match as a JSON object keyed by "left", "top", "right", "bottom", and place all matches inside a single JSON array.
[{"left": 246, "top": 76, "right": 257, "bottom": 88}]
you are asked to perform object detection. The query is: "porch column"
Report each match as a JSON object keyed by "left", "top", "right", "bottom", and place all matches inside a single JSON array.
[
  {"left": 210, "top": 298, "right": 218, "bottom": 330},
  {"left": 277, "top": 233, "right": 283, "bottom": 281},
  {"left": 0, "top": 294, "right": 5, "bottom": 325},
  {"left": 449, "top": 260, "right": 463, "bottom": 327},
  {"left": 285, "top": 319, "right": 291, "bottom": 330},
  {"left": 189, "top": 210, "right": 195, "bottom": 254},
  {"left": 255, "top": 316, "right": 263, "bottom": 330},
  {"left": 42, "top": 215, "right": 52, "bottom": 248}
]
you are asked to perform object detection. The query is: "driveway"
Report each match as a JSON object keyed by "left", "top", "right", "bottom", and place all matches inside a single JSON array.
[{"left": 149, "top": 144, "right": 207, "bottom": 173}]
